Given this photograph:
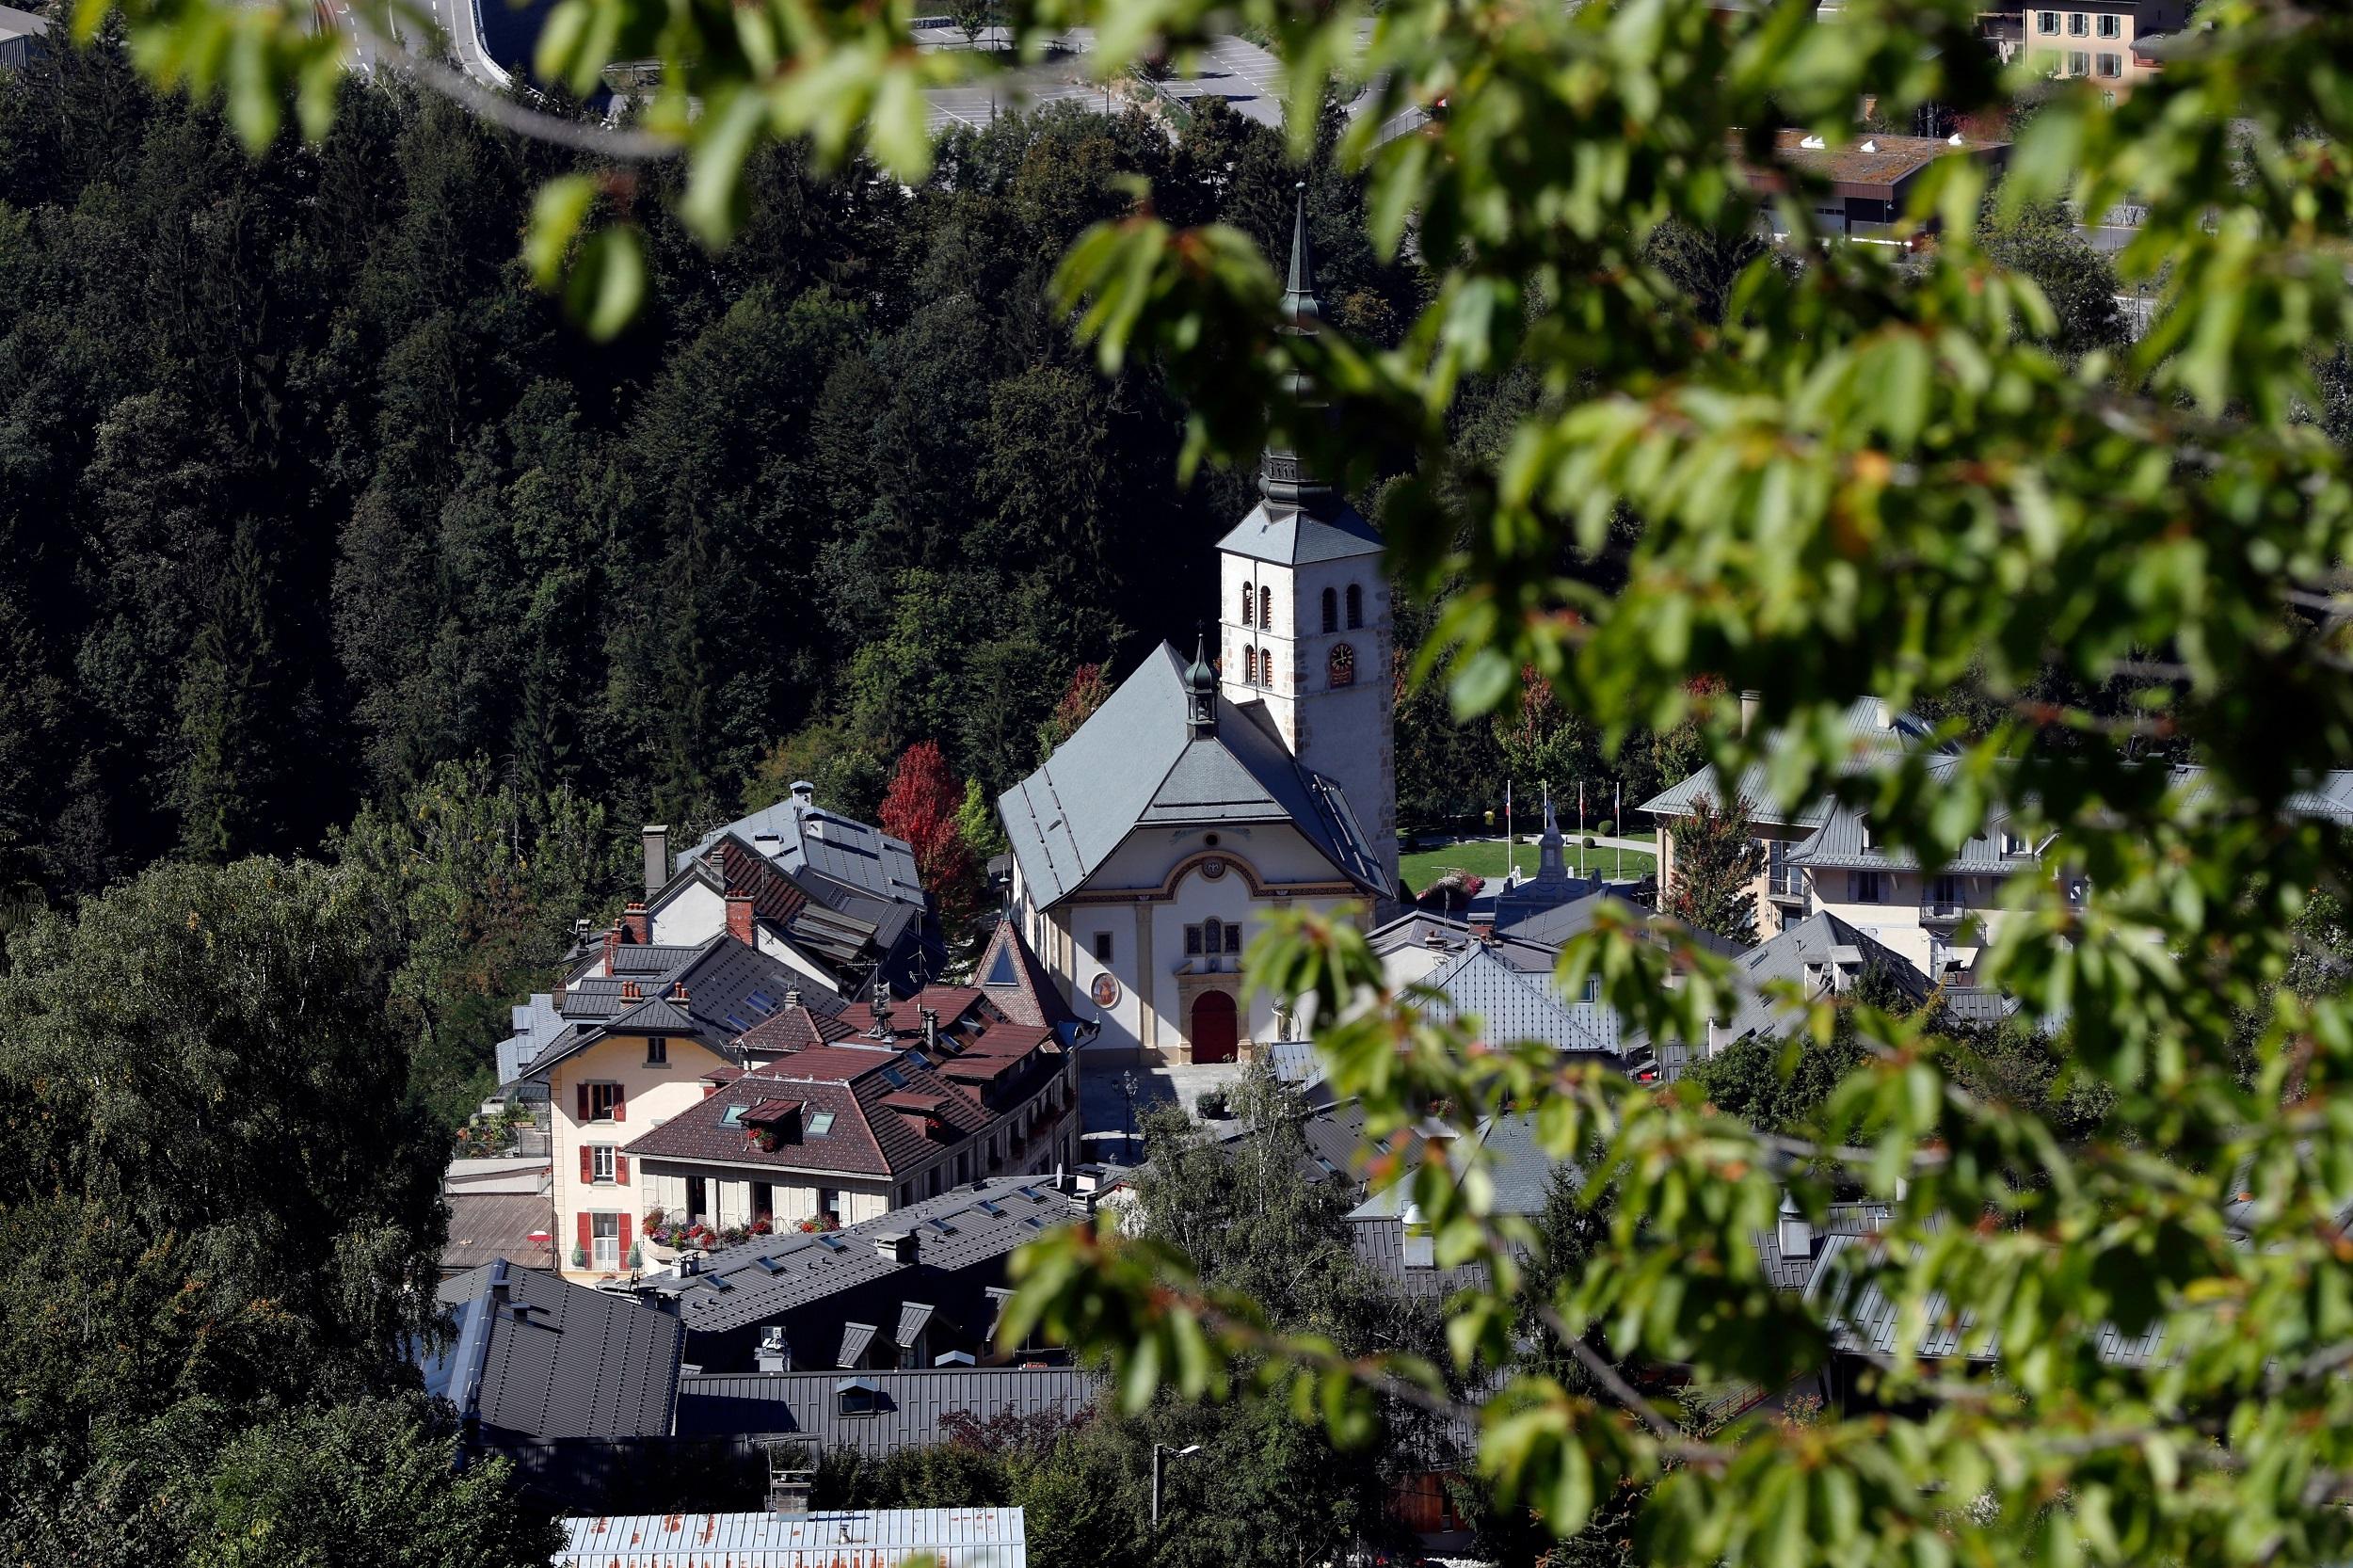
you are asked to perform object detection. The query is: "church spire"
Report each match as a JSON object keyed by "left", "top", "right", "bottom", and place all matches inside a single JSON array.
[
  {"left": 1259, "top": 182, "right": 1334, "bottom": 512},
  {"left": 1184, "top": 627, "right": 1218, "bottom": 737}
]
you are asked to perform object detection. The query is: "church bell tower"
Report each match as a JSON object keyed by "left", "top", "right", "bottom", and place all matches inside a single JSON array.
[{"left": 1215, "top": 184, "right": 1400, "bottom": 902}]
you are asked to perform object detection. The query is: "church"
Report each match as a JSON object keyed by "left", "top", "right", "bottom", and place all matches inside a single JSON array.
[{"left": 996, "top": 192, "right": 1399, "bottom": 1065}]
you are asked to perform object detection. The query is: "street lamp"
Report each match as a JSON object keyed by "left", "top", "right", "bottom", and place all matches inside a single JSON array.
[{"left": 1150, "top": 1442, "right": 1203, "bottom": 1528}]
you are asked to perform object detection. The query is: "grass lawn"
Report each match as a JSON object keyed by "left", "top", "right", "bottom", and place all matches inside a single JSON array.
[{"left": 1399, "top": 837, "right": 1656, "bottom": 893}]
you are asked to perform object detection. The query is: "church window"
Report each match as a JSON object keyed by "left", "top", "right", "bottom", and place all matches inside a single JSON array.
[
  {"left": 1329, "top": 643, "right": 1356, "bottom": 688},
  {"left": 1240, "top": 581, "right": 1255, "bottom": 625},
  {"left": 1093, "top": 931, "right": 1112, "bottom": 962},
  {"left": 1259, "top": 647, "right": 1276, "bottom": 688},
  {"left": 1203, "top": 918, "right": 1222, "bottom": 952},
  {"left": 1321, "top": 587, "right": 1337, "bottom": 633},
  {"left": 1258, "top": 586, "right": 1273, "bottom": 630},
  {"left": 1345, "top": 584, "right": 1364, "bottom": 630},
  {"left": 1185, "top": 925, "right": 1202, "bottom": 956},
  {"left": 1243, "top": 647, "right": 1258, "bottom": 684}
]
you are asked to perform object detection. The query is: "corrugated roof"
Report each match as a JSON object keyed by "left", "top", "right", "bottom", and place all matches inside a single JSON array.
[
  {"left": 555, "top": 1509, "right": 1026, "bottom": 1566},
  {"left": 997, "top": 644, "right": 1388, "bottom": 909},
  {"left": 1214, "top": 496, "right": 1385, "bottom": 566}
]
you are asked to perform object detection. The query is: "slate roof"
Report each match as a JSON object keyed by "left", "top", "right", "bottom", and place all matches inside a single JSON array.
[
  {"left": 1215, "top": 496, "right": 1385, "bottom": 566},
  {"left": 662, "top": 1176, "right": 1086, "bottom": 1337},
  {"left": 672, "top": 1367, "right": 1098, "bottom": 1450},
  {"left": 1638, "top": 696, "right": 1939, "bottom": 826},
  {"left": 998, "top": 643, "right": 1389, "bottom": 908},
  {"left": 554, "top": 1509, "right": 1026, "bottom": 1566},
  {"left": 682, "top": 794, "right": 925, "bottom": 909},
  {"left": 1786, "top": 761, "right": 2032, "bottom": 872},
  {"left": 1709, "top": 912, "right": 1930, "bottom": 1046},
  {"left": 1417, "top": 943, "right": 1617, "bottom": 1056},
  {"left": 425, "top": 1260, "right": 682, "bottom": 1442},
  {"left": 506, "top": 936, "right": 839, "bottom": 1085}
]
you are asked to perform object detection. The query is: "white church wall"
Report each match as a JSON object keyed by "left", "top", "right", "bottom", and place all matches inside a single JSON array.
[{"left": 1088, "top": 824, "right": 1346, "bottom": 893}]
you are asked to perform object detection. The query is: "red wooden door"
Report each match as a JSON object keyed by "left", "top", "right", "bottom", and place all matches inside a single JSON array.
[{"left": 1190, "top": 991, "right": 1239, "bottom": 1064}]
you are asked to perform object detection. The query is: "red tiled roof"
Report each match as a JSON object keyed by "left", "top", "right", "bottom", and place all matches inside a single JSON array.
[
  {"left": 623, "top": 1052, "right": 993, "bottom": 1177},
  {"left": 735, "top": 1003, "right": 857, "bottom": 1056},
  {"left": 743, "top": 1097, "right": 804, "bottom": 1124},
  {"left": 713, "top": 837, "right": 810, "bottom": 927}
]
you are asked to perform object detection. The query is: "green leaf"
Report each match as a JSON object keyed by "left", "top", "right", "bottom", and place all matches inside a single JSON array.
[{"left": 563, "top": 224, "right": 645, "bottom": 342}]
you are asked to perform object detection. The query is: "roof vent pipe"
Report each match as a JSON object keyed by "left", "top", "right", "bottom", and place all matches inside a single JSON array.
[{"left": 1777, "top": 1189, "right": 1814, "bottom": 1258}]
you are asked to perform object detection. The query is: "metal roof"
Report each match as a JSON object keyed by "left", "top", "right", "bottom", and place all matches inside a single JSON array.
[
  {"left": 1747, "top": 1202, "right": 1890, "bottom": 1291},
  {"left": 682, "top": 794, "right": 926, "bottom": 910},
  {"left": 1214, "top": 496, "right": 1385, "bottom": 566},
  {"left": 673, "top": 1367, "right": 1097, "bottom": 1451},
  {"left": 1637, "top": 697, "right": 1939, "bottom": 824},
  {"left": 556, "top": 1509, "right": 1026, "bottom": 1567},
  {"left": 663, "top": 1176, "right": 1084, "bottom": 1336},
  {"left": 1803, "top": 1232, "right": 2168, "bottom": 1368},
  {"left": 424, "top": 1260, "right": 682, "bottom": 1442},
  {"left": 997, "top": 643, "right": 1388, "bottom": 907}
]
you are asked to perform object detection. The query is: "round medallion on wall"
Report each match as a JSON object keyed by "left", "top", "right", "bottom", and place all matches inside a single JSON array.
[
  {"left": 1199, "top": 856, "right": 1227, "bottom": 880},
  {"left": 1090, "top": 972, "right": 1122, "bottom": 1008}
]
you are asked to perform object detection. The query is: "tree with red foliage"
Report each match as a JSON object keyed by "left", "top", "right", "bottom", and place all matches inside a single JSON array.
[
  {"left": 1034, "top": 664, "right": 1113, "bottom": 760},
  {"left": 879, "top": 742, "right": 981, "bottom": 928}
]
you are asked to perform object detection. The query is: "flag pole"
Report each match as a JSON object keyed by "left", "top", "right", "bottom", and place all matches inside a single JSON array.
[
  {"left": 1506, "top": 779, "right": 1514, "bottom": 881},
  {"left": 1615, "top": 782, "right": 1623, "bottom": 880}
]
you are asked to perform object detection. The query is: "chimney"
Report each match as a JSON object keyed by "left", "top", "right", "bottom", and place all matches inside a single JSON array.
[
  {"left": 622, "top": 901, "right": 649, "bottom": 945},
  {"left": 621, "top": 980, "right": 643, "bottom": 1001},
  {"left": 755, "top": 1326, "right": 790, "bottom": 1374},
  {"left": 790, "top": 780, "right": 816, "bottom": 812},
  {"left": 726, "top": 893, "right": 756, "bottom": 947},
  {"left": 602, "top": 924, "right": 622, "bottom": 977},
  {"left": 670, "top": 980, "right": 690, "bottom": 1002},
  {"left": 875, "top": 1232, "right": 918, "bottom": 1266},
  {"left": 920, "top": 1008, "right": 939, "bottom": 1051},
  {"left": 1776, "top": 1189, "right": 1814, "bottom": 1258},
  {"left": 784, "top": 986, "right": 801, "bottom": 1008},
  {"left": 487, "top": 1259, "right": 511, "bottom": 1313},
  {"left": 1873, "top": 696, "right": 1893, "bottom": 730},
  {"left": 641, "top": 824, "right": 669, "bottom": 896},
  {"left": 1739, "top": 690, "right": 1762, "bottom": 738}
]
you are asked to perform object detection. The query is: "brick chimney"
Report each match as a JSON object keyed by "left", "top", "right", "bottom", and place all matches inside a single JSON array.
[
  {"left": 622, "top": 901, "right": 649, "bottom": 945},
  {"left": 602, "top": 924, "right": 622, "bottom": 976},
  {"left": 620, "top": 980, "right": 643, "bottom": 1001},
  {"left": 726, "top": 893, "right": 756, "bottom": 947}
]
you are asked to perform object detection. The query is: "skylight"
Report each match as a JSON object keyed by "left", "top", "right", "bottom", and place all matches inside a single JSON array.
[
  {"left": 721, "top": 1106, "right": 746, "bottom": 1127},
  {"left": 805, "top": 1110, "right": 836, "bottom": 1137},
  {"left": 747, "top": 989, "right": 777, "bottom": 1013},
  {"left": 881, "top": 1066, "right": 907, "bottom": 1090}
]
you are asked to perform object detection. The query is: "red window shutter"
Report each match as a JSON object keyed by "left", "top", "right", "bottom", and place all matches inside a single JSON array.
[
  {"left": 581, "top": 1144, "right": 594, "bottom": 1183},
  {"left": 616, "top": 1153, "right": 630, "bottom": 1185},
  {"left": 619, "top": 1212, "right": 633, "bottom": 1252},
  {"left": 576, "top": 1210, "right": 591, "bottom": 1254},
  {"left": 613, "top": 1085, "right": 625, "bottom": 1123},
  {"left": 576, "top": 1082, "right": 590, "bottom": 1122}
]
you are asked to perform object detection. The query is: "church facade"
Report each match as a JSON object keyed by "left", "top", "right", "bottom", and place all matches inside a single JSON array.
[{"left": 995, "top": 193, "right": 1399, "bottom": 1064}]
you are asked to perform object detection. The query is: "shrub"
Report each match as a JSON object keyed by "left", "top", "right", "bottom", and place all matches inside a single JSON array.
[{"left": 1195, "top": 1089, "right": 1231, "bottom": 1119}]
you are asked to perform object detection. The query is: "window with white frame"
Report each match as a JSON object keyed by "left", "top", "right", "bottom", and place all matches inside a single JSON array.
[
  {"left": 592, "top": 1212, "right": 620, "bottom": 1268},
  {"left": 591, "top": 1144, "right": 616, "bottom": 1183}
]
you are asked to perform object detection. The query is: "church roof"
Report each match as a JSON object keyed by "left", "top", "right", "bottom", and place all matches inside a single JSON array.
[
  {"left": 1216, "top": 497, "right": 1385, "bottom": 566},
  {"left": 998, "top": 643, "right": 1389, "bottom": 909}
]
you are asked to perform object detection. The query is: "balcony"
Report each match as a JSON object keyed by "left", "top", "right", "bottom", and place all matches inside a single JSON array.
[{"left": 1918, "top": 899, "right": 1968, "bottom": 923}]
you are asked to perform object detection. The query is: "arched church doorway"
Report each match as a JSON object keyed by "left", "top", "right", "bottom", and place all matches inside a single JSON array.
[{"left": 1190, "top": 991, "right": 1238, "bottom": 1064}]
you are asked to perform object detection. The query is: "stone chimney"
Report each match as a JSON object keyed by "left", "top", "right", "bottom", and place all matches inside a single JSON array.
[
  {"left": 726, "top": 893, "right": 756, "bottom": 947},
  {"left": 641, "top": 824, "right": 669, "bottom": 896},
  {"left": 622, "top": 901, "right": 649, "bottom": 945}
]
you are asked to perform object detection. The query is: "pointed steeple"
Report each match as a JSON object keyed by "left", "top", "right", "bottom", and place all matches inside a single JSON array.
[
  {"left": 1184, "top": 628, "right": 1218, "bottom": 737},
  {"left": 1259, "top": 182, "right": 1334, "bottom": 513}
]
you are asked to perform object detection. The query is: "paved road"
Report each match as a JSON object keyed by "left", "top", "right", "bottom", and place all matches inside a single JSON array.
[{"left": 323, "top": 0, "right": 509, "bottom": 87}]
